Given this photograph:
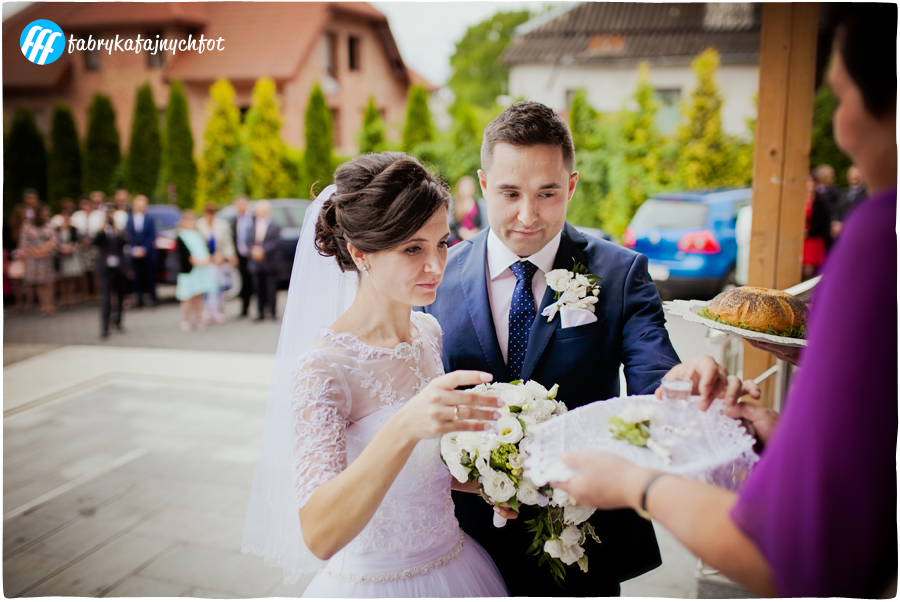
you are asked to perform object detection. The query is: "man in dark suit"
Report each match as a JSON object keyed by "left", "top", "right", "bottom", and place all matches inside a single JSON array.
[
  {"left": 94, "top": 207, "right": 130, "bottom": 338},
  {"left": 423, "top": 101, "right": 685, "bottom": 596},
  {"left": 248, "top": 200, "right": 281, "bottom": 320},
  {"left": 831, "top": 165, "right": 868, "bottom": 240},
  {"left": 125, "top": 195, "right": 157, "bottom": 307},
  {"left": 231, "top": 195, "right": 255, "bottom": 317}
]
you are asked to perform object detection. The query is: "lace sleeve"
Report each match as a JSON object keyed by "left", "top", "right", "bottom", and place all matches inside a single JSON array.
[{"left": 291, "top": 351, "right": 352, "bottom": 509}]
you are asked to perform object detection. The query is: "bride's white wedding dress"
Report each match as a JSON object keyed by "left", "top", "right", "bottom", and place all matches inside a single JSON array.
[{"left": 292, "top": 311, "right": 508, "bottom": 598}]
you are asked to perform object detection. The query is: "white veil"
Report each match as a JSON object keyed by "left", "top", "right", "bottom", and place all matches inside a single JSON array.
[{"left": 241, "top": 184, "right": 357, "bottom": 583}]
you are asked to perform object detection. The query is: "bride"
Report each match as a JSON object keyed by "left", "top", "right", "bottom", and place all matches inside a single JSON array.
[{"left": 242, "top": 152, "right": 511, "bottom": 597}]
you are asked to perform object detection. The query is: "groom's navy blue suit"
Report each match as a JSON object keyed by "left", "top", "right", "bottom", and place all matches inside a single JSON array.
[{"left": 422, "top": 222, "right": 681, "bottom": 596}]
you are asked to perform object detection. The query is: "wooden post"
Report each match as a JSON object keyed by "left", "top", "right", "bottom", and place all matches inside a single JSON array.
[{"left": 743, "top": 3, "right": 819, "bottom": 408}]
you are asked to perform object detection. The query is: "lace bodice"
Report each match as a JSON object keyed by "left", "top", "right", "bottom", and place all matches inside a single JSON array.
[{"left": 291, "top": 311, "right": 458, "bottom": 555}]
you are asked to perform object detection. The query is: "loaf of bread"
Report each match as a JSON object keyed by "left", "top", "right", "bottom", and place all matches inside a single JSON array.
[{"left": 705, "top": 287, "right": 807, "bottom": 337}]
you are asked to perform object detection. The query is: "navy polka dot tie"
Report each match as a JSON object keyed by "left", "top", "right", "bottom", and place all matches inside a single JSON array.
[{"left": 507, "top": 261, "right": 538, "bottom": 381}]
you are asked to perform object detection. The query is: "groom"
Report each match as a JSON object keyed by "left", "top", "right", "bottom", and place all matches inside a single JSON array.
[{"left": 423, "top": 101, "right": 681, "bottom": 596}]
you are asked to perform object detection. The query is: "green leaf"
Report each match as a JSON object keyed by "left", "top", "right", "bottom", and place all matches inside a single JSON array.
[
  {"left": 508, "top": 379, "right": 523, "bottom": 385},
  {"left": 508, "top": 405, "right": 522, "bottom": 413}
]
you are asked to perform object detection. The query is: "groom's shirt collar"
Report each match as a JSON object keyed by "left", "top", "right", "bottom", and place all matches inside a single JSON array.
[{"left": 487, "top": 228, "right": 562, "bottom": 280}]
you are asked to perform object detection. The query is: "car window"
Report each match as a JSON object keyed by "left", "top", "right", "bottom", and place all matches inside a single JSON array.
[
  {"left": 285, "top": 206, "right": 308, "bottom": 227},
  {"left": 271, "top": 207, "right": 292, "bottom": 229},
  {"left": 631, "top": 200, "right": 708, "bottom": 230},
  {"left": 147, "top": 207, "right": 180, "bottom": 232}
]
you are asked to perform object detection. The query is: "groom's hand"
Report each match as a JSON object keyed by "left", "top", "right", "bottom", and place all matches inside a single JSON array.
[{"left": 657, "top": 356, "right": 760, "bottom": 410}]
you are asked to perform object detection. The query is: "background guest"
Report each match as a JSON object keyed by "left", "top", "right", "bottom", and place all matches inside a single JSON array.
[
  {"left": 55, "top": 200, "right": 83, "bottom": 309},
  {"left": 802, "top": 173, "right": 830, "bottom": 280},
  {"left": 112, "top": 188, "right": 131, "bottom": 230},
  {"left": 553, "top": 4, "right": 897, "bottom": 597},
  {"left": 448, "top": 175, "right": 483, "bottom": 246},
  {"left": 21, "top": 188, "right": 40, "bottom": 222},
  {"left": 830, "top": 164, "right": 868, "bottom": 239},
  {"left": 175, "top": 210, "right": 217, "bottom": 332},
  {"left": 19, "top": 204, "right": 57, "bottom": 316},
  {"left": 247, "top": 200, "right": 280, "bottom": 321},
  {"left": 230, "top": 195, "right": 255, "bottom": 318},
  {"left": 4, "top": 204, "right": 28, "bottom": 313},
  {"left": 93, "top": 206, "right": 129, "bottom": 338},
  {"left": 813, "top": 164, "right": 839, "bottom": 249},
  {"left": 197, "top": 202, "right": 236, "bottom": 324},
  {"left": 72, "top": 194, "right": 105, "bottom": 301},
  {"left": 126, "top": 195, "right": 157, "bottom": 308}
]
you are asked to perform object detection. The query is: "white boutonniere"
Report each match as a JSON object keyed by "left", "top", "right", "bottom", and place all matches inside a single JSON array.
[{"left": 541, "top": 262, "right": 602, "bottom": 323}]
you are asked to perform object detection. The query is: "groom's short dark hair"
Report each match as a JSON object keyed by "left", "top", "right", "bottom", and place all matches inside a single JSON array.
[{"left": 481, "top": 101, "right": 575, "bottom": 173}]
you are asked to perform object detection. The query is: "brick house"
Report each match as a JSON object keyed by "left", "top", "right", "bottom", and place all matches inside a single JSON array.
[{"left": 3, "top": 2, "right": 422, "bottom": 157}]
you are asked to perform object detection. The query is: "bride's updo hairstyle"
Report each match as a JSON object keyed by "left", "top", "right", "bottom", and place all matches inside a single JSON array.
[{"left": 315, "top": 152, "right": 451, "bottom": 273}]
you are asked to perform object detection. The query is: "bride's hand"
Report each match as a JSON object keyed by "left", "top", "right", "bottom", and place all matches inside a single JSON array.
[{"left": 392, "top": 371, "right": 501, "bottom": 442}]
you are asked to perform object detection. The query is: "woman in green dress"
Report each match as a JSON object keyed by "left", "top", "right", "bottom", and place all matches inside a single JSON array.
[{"left": 175, "top": 210, "right": 217, "bottom": 332}]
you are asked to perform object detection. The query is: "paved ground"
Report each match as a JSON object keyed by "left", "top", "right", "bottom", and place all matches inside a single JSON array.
[{"left": 3, "top": 290, "right": 750, "bottom": 598}]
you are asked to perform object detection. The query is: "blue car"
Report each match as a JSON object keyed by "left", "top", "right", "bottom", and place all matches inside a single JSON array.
[{"left": 622, "top": 189, "right": 752, "bottom": 299}]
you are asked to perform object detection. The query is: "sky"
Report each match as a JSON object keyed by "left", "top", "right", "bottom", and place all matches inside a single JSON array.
[
  {"left": 371, "top": 1, "right": 552, "bottom": 86},
  {"left": 2, "top": 1, "right": 554, "bottom": 87}
]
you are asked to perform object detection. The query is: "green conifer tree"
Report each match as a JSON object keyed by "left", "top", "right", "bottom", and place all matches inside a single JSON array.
[
  {"left": 126, "top": 83, "right": 161, "bottom": 197},
  {"left": 402, "top": 85, "right": 434, "bottom": 152},
  {"left": 304, "top": 83, "right": 334, "bottom": 191},
  {"left": 196, "top": 79, "right": 244, "bottom": 207},
  {"left": 48, "top": 105, "right": 81, "bottom": 210},
  {"left": 242, "top": 78, "right": 293, "bottom": 199},
  {"left": 83, "top": 94, "right": 121, "bottom": 195},
  {"left": 674, "top": 49, "right": 748, "bottom": 190},
  {"left": 358, "top": 97, "right": 387, "bottom": 154},
  {"left": 4, "top": 107, "right": 48, "bottom": 213},
  {"left": 162, "top": 81, "right": 197, "bottom": 209}
]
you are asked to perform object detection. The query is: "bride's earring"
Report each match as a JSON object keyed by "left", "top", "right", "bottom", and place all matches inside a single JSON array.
[{"left": 360, "top": 264, "right": 370, "bottom": 276}]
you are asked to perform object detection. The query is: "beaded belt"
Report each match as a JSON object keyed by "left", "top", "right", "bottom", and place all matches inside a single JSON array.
[{"left": 323, "top": 532, "right": 465, "bottom": 583}]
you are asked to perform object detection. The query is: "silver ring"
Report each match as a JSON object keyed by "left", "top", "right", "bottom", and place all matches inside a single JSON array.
[{"left": 453, "top": 406, "right": 460, "bottom": 420}]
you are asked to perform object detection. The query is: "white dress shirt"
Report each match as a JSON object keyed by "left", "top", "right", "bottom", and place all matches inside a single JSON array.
[
  {"left": 486, "top": 228, "right": 562, "bottom": 363},
  {"left": 254, "top": 218, "right": 269, "bottom": 245},
  {"left": 133, "top": 212, "right": 145, "bottom": 234}
]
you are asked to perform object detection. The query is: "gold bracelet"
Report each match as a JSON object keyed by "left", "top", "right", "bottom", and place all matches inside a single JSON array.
[{"left": 636, "top": 472, "right": 666, "bottom": 520}]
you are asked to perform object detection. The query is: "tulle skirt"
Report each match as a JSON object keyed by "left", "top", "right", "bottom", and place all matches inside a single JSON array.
[{"left": 302, "top": 529, "right": 508, "bottom": 598}]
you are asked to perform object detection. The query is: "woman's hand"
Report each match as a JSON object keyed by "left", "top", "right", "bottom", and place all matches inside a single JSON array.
[
  {"left": 551, "top": 451, "right": 653, "bottom": 511},
  {"left": 724, "top": 402, "right": 779, "bottom": 447},
  {"left": 190, "top": 256, "right": 209, "bottom": 267},
  {"left": 747, "top": 340, "right": 801, "bottom": 366},
  {"left": 390, "top": 370, "right": 501, "bottom": 443},
  {"left": 658, "top": 356, "right": 761, "bottom": 411}
]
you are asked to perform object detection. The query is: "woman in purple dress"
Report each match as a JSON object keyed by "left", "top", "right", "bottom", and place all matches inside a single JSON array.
[{"left": 552, "top": 4, "right": 897, "bottom": 597}]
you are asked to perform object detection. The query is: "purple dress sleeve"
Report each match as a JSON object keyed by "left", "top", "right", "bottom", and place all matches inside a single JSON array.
[{"left": 730, "top": 189, "right": 898, "bottom": 597}]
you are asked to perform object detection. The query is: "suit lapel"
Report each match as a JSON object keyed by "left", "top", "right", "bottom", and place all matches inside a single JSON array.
[
  {"left": 459, "top": 233, "right": 509, "bottom": 381},
  {"left": 520, "top": 224, "right": 590, "bottom": 381}
]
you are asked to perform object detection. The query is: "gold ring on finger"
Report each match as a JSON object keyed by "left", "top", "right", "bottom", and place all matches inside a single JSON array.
[{"left": 454, "top": 406, "right": 460, "bottom": 420}]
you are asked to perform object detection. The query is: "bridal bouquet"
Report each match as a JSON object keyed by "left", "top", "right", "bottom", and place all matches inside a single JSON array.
[{"left": 440, "top": 380, "right": 601, "bottom": 584}]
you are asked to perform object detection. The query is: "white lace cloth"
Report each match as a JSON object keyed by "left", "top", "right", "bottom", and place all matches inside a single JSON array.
[
  {"left": 524, "top": 395, "right": 759, "bottom": 491},
  {"left": 664, "top": 299, "right": 807, "bottom": 347}
]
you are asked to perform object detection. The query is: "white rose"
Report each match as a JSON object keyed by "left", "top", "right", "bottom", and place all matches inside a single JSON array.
[
  {"left": 523, "top": 397, "right": 555, "bottom": 423},
  {"left": 551, "top": 487, "right": 577, "bottom": 507},
  {"left": 544, "top": 538, "right": 585, "bottom": 566},
  {"left": 561, "top": 288, "right": 582, "bottom": 302},
  {"left": 519, "top": 430, "right": 535, "bottom": 453},
  {"left": 564, "top": 504, "right": 595, "bottom": 525},
  {"left": 508, "top": 452, "right": 527, "bottom": 470},
  {"left": 475, "top": 453, "right": 489, "bottom": 472},
  {"left": 455, "top": 432, "right": 480, "bottom": 455},
  {"left": 574, "top": 273, "right": 590, "bottom": 287},
  {"left": 560, "top": 525, "right": 582, "bottom": 548},
  {"left": 440, "top": 435, "right": 470, "bottom": 483},
  {"left": 545, "top": 269, "right": 571, "bottom": 293},
  {"left": 516, "top": 479, "right": 539, "bottom": 505},
  {"left": 481, "top": 468, "right": 515, "bottom": 503},
  {"left": 495, "top": 415, "right": 524, "bottom": 444},
  {"left": 523, "top": 380, "right": 549, "bottom": 399},
  {"left": 543, "top": 538, "right": 566, "bottom": 560},
  {"left": 560, "top": 542, "right": 585, "bottom": 565}
]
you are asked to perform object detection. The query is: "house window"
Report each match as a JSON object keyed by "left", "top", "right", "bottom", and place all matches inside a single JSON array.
[
  {"left": 324, "top": 32, "right": 338, "bottom": 78},
  {"left": 146, "top": 30, "right": 165, "bottom": 69},
  {"left": 348, "top": 36, "right": 360, "bottom": 71},
  {"left": 654, "top": 88, "right": 681, "bottom": 134},
  {"left": 84, "top": 34, "right": 100, "bottom": 71},
  {"left": 330, "top": 108, "right": 340, "bottom": 147}
]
